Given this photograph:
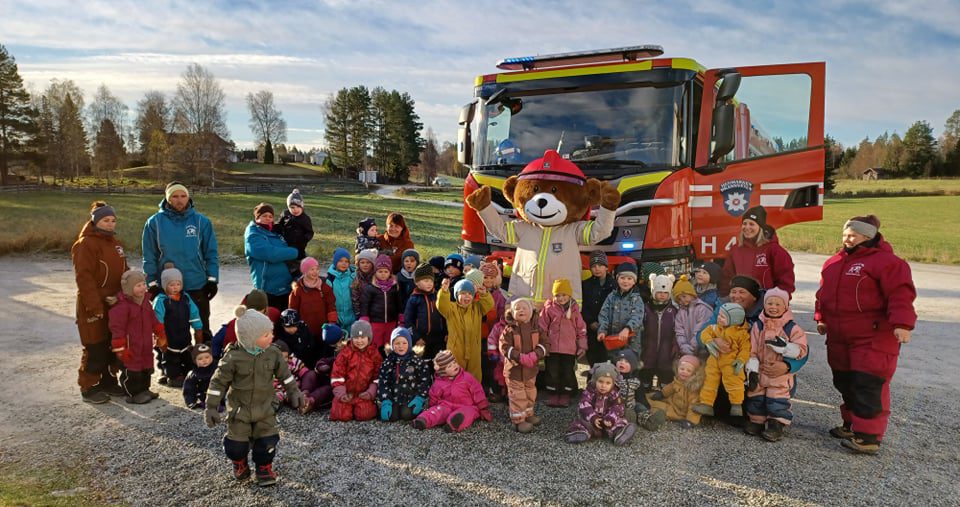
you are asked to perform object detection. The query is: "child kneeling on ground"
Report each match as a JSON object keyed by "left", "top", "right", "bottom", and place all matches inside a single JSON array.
[
  {"left": 329, "top": 321, "right": 383, "bottom": 422},
  {"left": 413, "top": 350, "right": 491, "bottom": 432},
  {"left": 204, "top": 306, "right": 305, "bottom": 487},
  {"left": 744, "top": 288, "right": 808, "bottom": 442},
  {"left": 378, "top": 328, "right": 432, "bottom": 422},
  {"left": 565, "top": 362, "right": 636, "bottom": 446},
  {"left": 644, "top": 354, "right": 705, "bottom": 430}
]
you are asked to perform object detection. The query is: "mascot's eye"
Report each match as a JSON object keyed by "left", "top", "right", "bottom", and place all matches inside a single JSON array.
[
  {"left": 551, "top": 186, "right": 557, "bottom": 193},
  {"left": 533, "top": 185, "right": 540, "bottom": 192}
]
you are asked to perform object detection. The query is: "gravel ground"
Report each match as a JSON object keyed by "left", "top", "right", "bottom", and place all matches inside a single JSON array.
[{"left": 0, "top": 253, "right": 958, "bottom": 506}]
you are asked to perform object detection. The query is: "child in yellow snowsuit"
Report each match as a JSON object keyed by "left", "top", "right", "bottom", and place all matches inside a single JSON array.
[
  {"left": 437, "top": 278, "right": 494, "bottom": 381},
  {"left": 694, "top": 303, "right": 750, "bottom": 417}
]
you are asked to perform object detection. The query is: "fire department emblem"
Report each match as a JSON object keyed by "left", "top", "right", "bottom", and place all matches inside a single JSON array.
[
  {"left": 720, "top": 179, "right": 754, "bottom": 217},
  {"left": 755, "top": 253, "right": 768, "bottom": 267},
  {"left": 185, "top": 225, "right": 198, "bottom": 238},
  {"left": 552, "top": 242, "right": 563, "bottom": 254},
  {"left": 845, "top": 263, "right": 865, "bottom": 276}
]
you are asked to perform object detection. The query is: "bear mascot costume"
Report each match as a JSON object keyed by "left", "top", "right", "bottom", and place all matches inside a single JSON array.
[{"left": 465, "top": 149, "right": 621, "bottom": 305}]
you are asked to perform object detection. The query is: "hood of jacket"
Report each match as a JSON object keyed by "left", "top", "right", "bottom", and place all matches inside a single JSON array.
[
  {"left": 158, "top": 198, "right": 197, "bottom": 220},
  {"left": 674, "top": 360, "right": 705, "bottom": 392}
]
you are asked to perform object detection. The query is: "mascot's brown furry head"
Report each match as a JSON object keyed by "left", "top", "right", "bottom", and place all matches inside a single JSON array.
[{"left": 466, "top": 150, "right": 620, "bottom": 224}]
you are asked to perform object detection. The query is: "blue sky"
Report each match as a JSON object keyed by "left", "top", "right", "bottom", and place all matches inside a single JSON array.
[{"left": 2, "top": 0, "right": 959, "bottom": 150}]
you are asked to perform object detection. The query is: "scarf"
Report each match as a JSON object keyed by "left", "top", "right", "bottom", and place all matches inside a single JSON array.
[{"left": 375, "top": 277, "right": 396, "bottom": 292}]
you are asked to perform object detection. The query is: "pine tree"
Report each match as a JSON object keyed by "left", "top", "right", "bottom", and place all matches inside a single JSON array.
[
  {"left": 0, "top": 45, "right": 37, "bottom": 185},
  {"left": 900, "top": 121, "right": 937, "bottom": 178},
  {"left": 60, "top": 94, "right": 88, "bottom": 180},
  {"left": 264, "top": 138, "right": 274, "bottom": 164},
  {"left": 94, "top": 119, "right": 124, "bottom": 185}
]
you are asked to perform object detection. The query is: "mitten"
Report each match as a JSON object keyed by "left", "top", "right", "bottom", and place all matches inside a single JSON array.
[
  {"left": 705, "top": 341, "right": 720, "bottom": 358},
  {"left": 287, "top": 389, "right": 305, "bottom": 409},
  {"left": 765, "top": 335, "right": 787, "bottom": 349},
  {"left": 204, "top": 406, "right": 221, "bottom": 428},
  {"left": 148, "top": 284, "right": 162, "bottom": 299},
  {"left": 731, "top": 359, "right": 744, "bottom": 375},
  {"left": 746, "top": 357, "right": 760, "bottom": 374},
  {"left": 204, "top": 280, "right": 219, "bottom": 300},
  {"left": 679, "top": 420, "right": 694, "bottom": 430},
  {"left": 407, "top": 396, "right": 427, "bottom": 415},
  {"left": 748, "top": 372, "right": 760, "bottom": 392},
  {"left": 519, "top": 352, "right": 538, "bottom": 369},
  {"left": 650, "top": 390, "right": 665, "bottom": 401},
  {"left": 332, "top": 385, "right": 347, "bottom": 401},
  {"left": 193, "top": 328, "right": 204, "bottom": 344},
  {"left": 380, "top": 400, "right": 393, "bottom": 421},
  {"left": 359, "top": 382, "right": 377, "bottom": 400},
  {"left": 767, "top": 341, "right": 801, "bottom": 359}
]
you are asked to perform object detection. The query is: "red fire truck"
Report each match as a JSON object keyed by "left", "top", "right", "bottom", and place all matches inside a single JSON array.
[{"left": 458, "top": 45, "right": 825, "bottom": 273}]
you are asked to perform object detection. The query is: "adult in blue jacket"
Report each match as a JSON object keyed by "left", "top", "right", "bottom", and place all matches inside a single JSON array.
[
  {"left": 245, "top": 202, "right": 299, "bottom": 311},
  {"left": 142, "top": 182, "right": 219, "bottom": 338}
]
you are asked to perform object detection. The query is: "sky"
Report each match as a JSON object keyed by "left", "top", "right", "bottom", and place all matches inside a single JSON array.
[{"left": 2, "top": 0, "right": 959, "bottom": 151}]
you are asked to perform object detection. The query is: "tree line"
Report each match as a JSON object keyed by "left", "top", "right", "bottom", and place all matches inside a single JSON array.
[{"left": 825, "top": 113, "right": 960, "bottom": 184}]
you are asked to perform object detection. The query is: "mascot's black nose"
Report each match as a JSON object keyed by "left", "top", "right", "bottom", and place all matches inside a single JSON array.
[{"left": 536, "top": 198, "right": 548, "bottom": 209}]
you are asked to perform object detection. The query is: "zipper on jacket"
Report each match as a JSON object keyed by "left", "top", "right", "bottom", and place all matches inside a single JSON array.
[{"left": 99, "top": 260, "right": 109, "bottom": 288}]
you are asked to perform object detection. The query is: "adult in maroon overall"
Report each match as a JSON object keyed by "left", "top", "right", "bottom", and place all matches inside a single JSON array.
[{"left": 815, "top": 215, "right": 916, "bottom": 454}]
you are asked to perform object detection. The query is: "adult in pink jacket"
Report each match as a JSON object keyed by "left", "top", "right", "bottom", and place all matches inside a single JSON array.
[
  {"left": 720, "top": 206, "right": 795, "bottom": 297},
  {"left": 815, "top": 215, "right": 916, "bottom": 455}
]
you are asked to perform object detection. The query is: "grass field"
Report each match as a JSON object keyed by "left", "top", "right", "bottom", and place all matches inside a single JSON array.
[
  {"left": 0, "top": 191, "right": 464, "bottom": 262},
  {"left": 0, "top": 463, "right": 110, "bottom": 506},
  {"left": 780, "top": 195, "right": 960, "bottom": 264},
  {"left": 224, "top": 162, "right": 330, "bottom": 177},
  {"left": 395, "top": 186, "right": 464, "bottom": 203},
  {"left": 832, "top": 178, "right": 960, "bottom": 197}
]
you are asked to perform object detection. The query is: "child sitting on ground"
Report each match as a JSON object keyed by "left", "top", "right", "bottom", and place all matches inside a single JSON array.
[
  {"left": 694, "top": 303, "right": 751, "bottom": 417},
  {"left": 355, "top": 217, "right": 380, "bottom": 254},
  {"left": 278, "top": 189, "right": 314, "bottom": 275},
  {"left": 359, "top": 254, "right": 403, "bottom": 353},
  {"left": 499, "top": 298, "right": 547, "bottom": 433},
  {"left": 397, "top": 249, "right": 420, "bottom": 309},
  {"left": 183, "top": 343, "right": 216, "bottom": 409},
  {"left": 272, "top": 340, "right": 313, "bottom": 413},
  {"left": 325, "top": 248, "right": 357, "bottom": 331},
  {"left": 301, "top": 355, "right": 335, "bottom": 414},
  {"left": 674, "top": 275, "right": 714, "bottom": 357},
  {"left": 640, "top": 274, "right": 678, "bottom": 391},
  {"left": 412, "top": 350, "right": 492, "bottom": 432},
  {"left": 645, "top": 354, "right": 705, "bottom": 430},
  {"left": 110, "top": 270, "right": 164, "bottom": 404},
  {"left": 329, "top": 321, "right": 383, "bottom": 422},
  {"left": 437, "top": 278, "right": 494, "bottom": 381},
  {"left": 613, "top": 349, "right": 645, "bottom": 423},
  {"left": 597, "top": 262, "right": 645, "bottom": 359},
  {"left": 153, "top": 265, "right": 203, "bottom": 388},
  {"left": 204, "top": 306, "right": 304, "bottom": 487},
  {"left": 540, "top": 279, "right": 587, "bottom": 408},
  {"left": 404, "top": 263, "right": 447, "bottom": 361},
  {"left": 378, "top": 328, "right": 432, "bottom": 422},
  {"left": 692, "top": 261, "right": 721, "bottom": 308},
  {"left": 565, "top": 362, "right": 636, "bottom": 446},
  {"left": 744, "top": 288, "right": 808, "bottom": 442},
  {"left": 275, "top": 309, "right": 320, "bottom": 368},
  {"left": 288, "top": 256, "right": 338, "bottom": 346}
]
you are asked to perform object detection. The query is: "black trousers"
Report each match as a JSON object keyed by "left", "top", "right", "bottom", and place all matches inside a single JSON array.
[
  {"left": 163, "top": 349, "right": 193, "bottom": 380},
  {"left": 267, "top": 293, "right": 289, "bottom": 313},
  {"left": 545, "top": 354, "right": 578, "bottom": 393},
  {"left": 187, "top": 288, "right": 213, "bottom": 340},
  {"left": 639, "top": 367, "right": 675, "bottom": 391},
  {"left": 585, "top": 327, "right": 608, "bottom": 368},
  {"left": 120, "top": 368, "right": 153, "bottom": 396}
]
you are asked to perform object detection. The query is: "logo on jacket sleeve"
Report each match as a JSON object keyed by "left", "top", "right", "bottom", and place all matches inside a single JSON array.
[
  {"left": 720, "top": 179, "right": 754, "bottom": 217},
  {"left": 185, "top": 225, "right": 198, "bottom": 238},
  {"left": 845, "top": 262, "right": 865, "bottom": 276},
  {"left": 115, "top": 245, "right": 125, "bottom": 258}
]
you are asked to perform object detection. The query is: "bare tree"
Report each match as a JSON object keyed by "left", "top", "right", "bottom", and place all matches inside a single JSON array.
[
  {"left": 246, "top": 90, "right": 286, "bottom": 160},
  {"left": 419, "top": 127, "right": 439, "bottom": 184},
  {"left": 135, "top": 91, "right": 170, "bottom": 153},
  {"left": 172, "top": 63, "right": 229, "bottom": 185},
  {"left": 87, "top": 84, "right": 128, "bottom": 149}
]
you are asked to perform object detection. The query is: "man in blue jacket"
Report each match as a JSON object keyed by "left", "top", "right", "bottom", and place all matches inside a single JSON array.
[{"left": 142, "top": 182, "right": 220, "bottom": 339}]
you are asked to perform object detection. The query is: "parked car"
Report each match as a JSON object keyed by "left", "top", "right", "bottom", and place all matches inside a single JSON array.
[{"left": 432, "top": 177, "right": 451, "bottom": 187}]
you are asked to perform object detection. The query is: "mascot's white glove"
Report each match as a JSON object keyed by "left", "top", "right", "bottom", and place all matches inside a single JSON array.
[{"left": 745, "top": 358, "right": 760, "bottom": 375}]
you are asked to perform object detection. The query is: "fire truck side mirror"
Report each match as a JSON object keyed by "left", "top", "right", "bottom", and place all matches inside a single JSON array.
[
  {"left": 710, "top": 103, "right": 736, "bottom": 163},
  {"left": 458, "top": 101, "right": 476, "bottom": 165},
  {"left": 716, "top": 72, "right": 741, "bottom": 103}
]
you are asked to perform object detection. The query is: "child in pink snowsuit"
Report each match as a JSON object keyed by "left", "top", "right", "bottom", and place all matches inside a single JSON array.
[{"left": 412, "top": 350, "right": 492, "bottom": 432}]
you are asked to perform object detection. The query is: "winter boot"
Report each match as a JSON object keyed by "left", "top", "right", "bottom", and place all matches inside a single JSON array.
[
  {"left": 448, "top": 412, "right": 465, "bottom": 432},
  {"left": 96, "top": 379, "right": 127, "bottom": 397},
  {"left": 132, "top": 391, "right": 153, "bottom": 404},
  {"left": 761, "top": 420, "right": 785, "bottom": 442},
  {"left": 638, "top": 408, "right": 667, "bottom": 431},
  {"left": 148, "top": 390, "right": 160, "bottom": 399},
  {"left": 744, "top": 421, "right": 764, "bottom": 436},
  {"left": 565, "top": 431, "right": 590, "bottom": 444},
  {"left": 81, "top": 388, "right": 110, "bottom": 404},
  {"left": 525, "top": 414, "right": 542, "bottom": 426},
  {"left": 231, "top": 459, "right": 251, "bottom": 480},
  {"left": 299, "top": 396, "right": 314, "bottom": 415},
  {"left": 411, "top": 418, "right": 427, "bottom": 431},
  {"left": 515, "top": 421, "right": 534, "bottom": 433},
  {"left": 692, "top": 403, "right": 714, "bottom": 416},
  {"left": 256, "top": 464, "right": 278, "bottom": 486},
  {"left": 545, "top": 393, "right": 561, "bottom": 407},
  {"left": 612, "top": 423, "right": 637, "bottom": 446},
  {"left": 729, "top": 404, "right": 743, "bottom": 417},
  {"left": 841, "top": 433, "right": 881, "bottom": 455},
  {"left": 559, "top": 393, "right": 572, "bottom": 408},
  {"left": 829, "top": 422, "right": 854, "bottom": 439},
  {"left": 168, "top": 376, "right": 185, "bottom": 389}
]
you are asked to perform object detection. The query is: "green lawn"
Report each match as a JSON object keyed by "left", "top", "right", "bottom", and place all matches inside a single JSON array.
[
  {"left": 832, "top": 178, "right": 960, "bottom": 197},
  {"left": 780, "top": 195, "right": 960, "bottom": 264},
  {"left": 0, "top": 191, "right": 465, "bottom": 262},
  {"left": 225, "top": 162, "right": 330, "bottom": 177},
  {"left": 0, "top": 463, "right": 111, "bottom": 507},
  {"left": 396, "top": 187, "right": 464, "bottom": 203}
]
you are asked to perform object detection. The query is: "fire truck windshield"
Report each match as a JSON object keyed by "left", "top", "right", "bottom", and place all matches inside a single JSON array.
[{"left": 475, "top": 83, "right": 685, "bottom": 174}]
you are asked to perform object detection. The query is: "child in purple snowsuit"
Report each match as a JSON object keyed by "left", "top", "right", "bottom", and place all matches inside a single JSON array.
[
  {"left": 565, "top": 362, "right": 636, "bottom": 446},
  {"left": 412, "top": 350, "right": 491, "bottom": 432}
]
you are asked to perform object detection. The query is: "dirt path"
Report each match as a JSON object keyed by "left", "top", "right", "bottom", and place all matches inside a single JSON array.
[{"left": 0, "top": 254, "right": 958, "bottom": 505}]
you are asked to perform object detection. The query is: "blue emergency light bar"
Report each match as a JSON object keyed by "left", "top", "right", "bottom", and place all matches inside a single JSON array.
[{"left": 496, "top": 45, "right": 664, "bottom": 71}]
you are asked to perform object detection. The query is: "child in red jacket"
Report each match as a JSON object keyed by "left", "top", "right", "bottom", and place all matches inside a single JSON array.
[
  {"left": 329, "top": 321, "right": 383, "bottom": 422},
  {"left": 110, "top": 270, "right": 164, "bottom": 404},
  {"left": 412, "top": 350, "right": 491, "bottom": 432},
  {"left": 539, "top": 278, "right": 587, "bottom": 408},
  {"left": 288, "top": 256, "right": 338, "bottom": 339}
]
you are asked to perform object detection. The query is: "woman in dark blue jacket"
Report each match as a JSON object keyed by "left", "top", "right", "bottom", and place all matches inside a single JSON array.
[{"left": 244, "top": 202, "right": 298, "bottom": 310}]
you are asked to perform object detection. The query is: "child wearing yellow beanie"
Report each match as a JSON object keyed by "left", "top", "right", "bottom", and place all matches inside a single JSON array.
[{"left": 539, "top": 278, "right": 587, "bottom": 408}]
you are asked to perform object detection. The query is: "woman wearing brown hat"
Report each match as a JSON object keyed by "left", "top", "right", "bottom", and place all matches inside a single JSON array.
[
  {"left": 244, "top": 203, "right": 299, "bottom": 310},
  {"left": 815, "top": 215, "right": 916, "bottom": 454},
  {"left": 719, "top": 205, "right": 795, "bottom": 297},
  {"left": 72, "top": 201, "right": 129, "bottom": 403}
]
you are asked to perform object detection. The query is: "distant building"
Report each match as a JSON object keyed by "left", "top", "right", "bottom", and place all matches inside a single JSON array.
[
  {"left": 861, "top": 167, "right": 889, "bottom": 181},
  {"left": 239, "top": 150, "right": 258, "bottom": 162},
  {"left": 359, "top": 170, "right": 377, "bottom": 184},
  {"left": 167, "top": 132, "right": 236, "bottom": 164},
  {"left": 311, "top": 151, "right": 327, "bottom": 165}
]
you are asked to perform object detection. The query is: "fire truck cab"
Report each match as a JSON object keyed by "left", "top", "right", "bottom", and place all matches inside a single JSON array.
[{"left": 458, "top": 45, "right": 825, "bottom": 273}]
